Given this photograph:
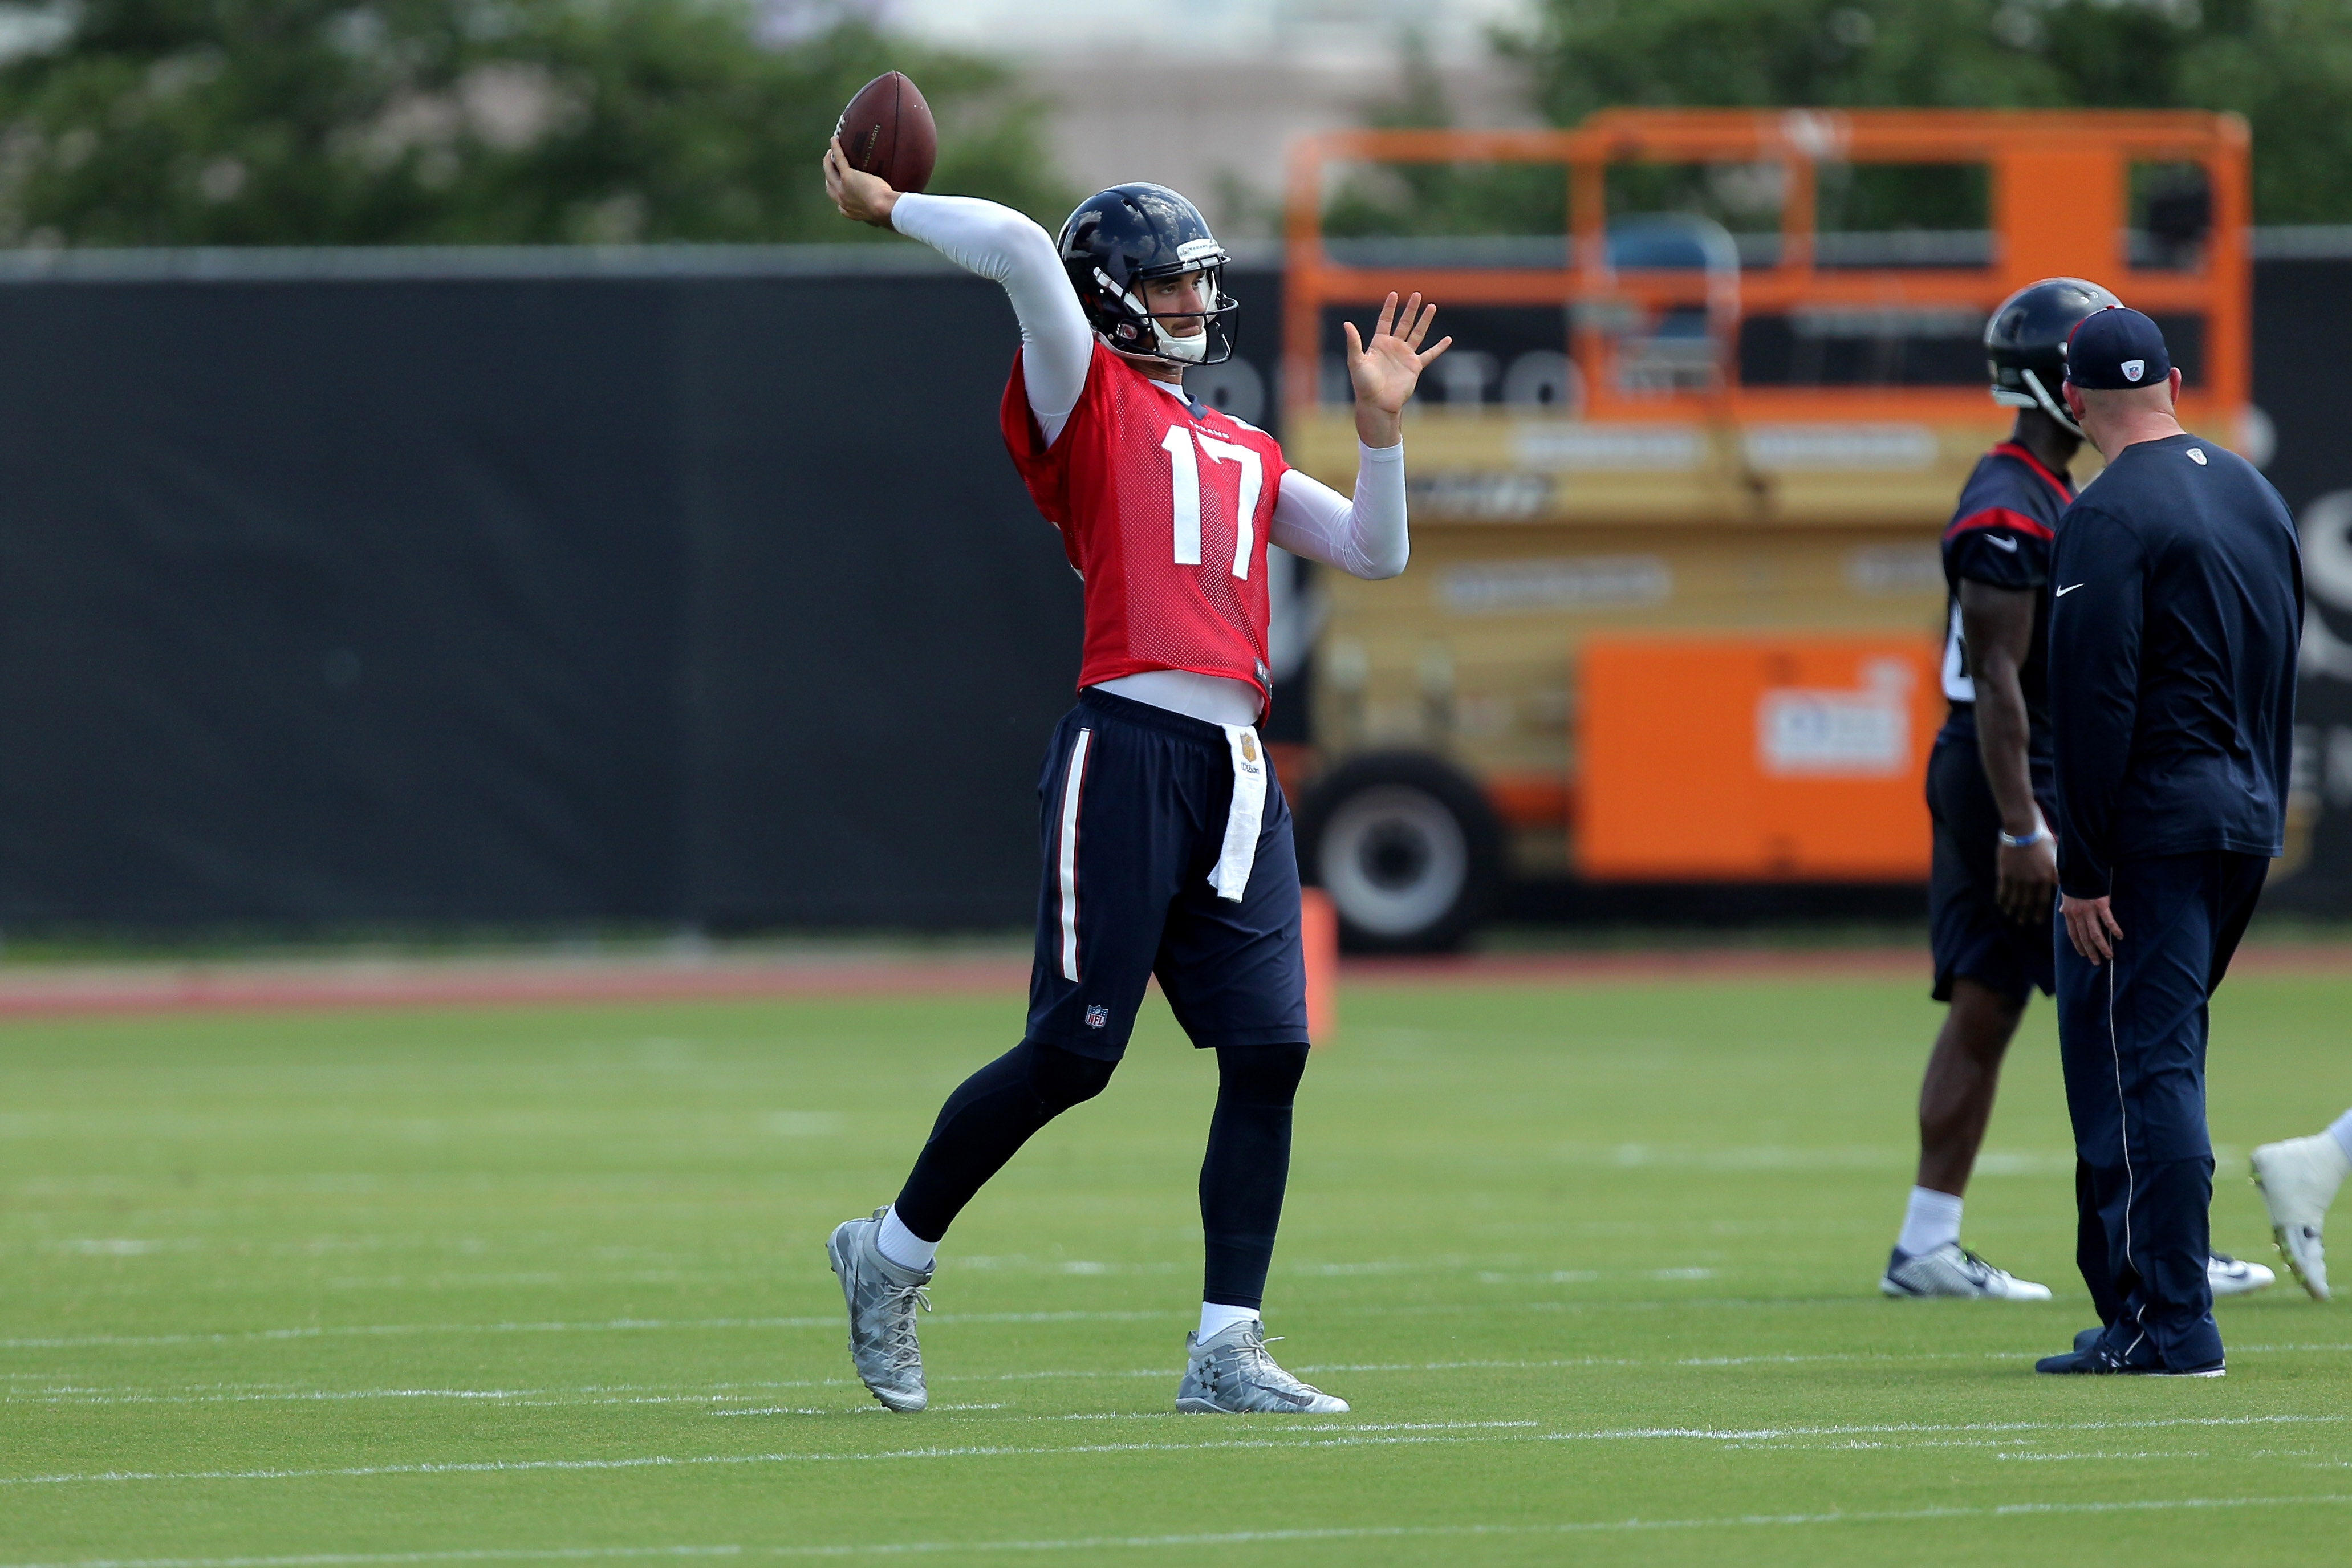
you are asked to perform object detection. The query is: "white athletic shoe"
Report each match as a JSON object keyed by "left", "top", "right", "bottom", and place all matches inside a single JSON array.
[
  {"left": 2207, "top": 1253, "right": 2275, "bottom": 1296},
  {"left": 1176, "top": 1320, "right": 1350, "bottom": 1414},
  {"left": 825, "top": 1207, "right": 933, "bottom": 1412},
  {"left": 2252, "top": 1135, "right": 2349, "bottom": 1302},
  {"left": 1880, "top": 1242, "right": 2053, "bottom": 1301}
]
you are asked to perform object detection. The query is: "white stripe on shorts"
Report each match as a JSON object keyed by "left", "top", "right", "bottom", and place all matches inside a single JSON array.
[{"left": 1057, "top": 729, "right": 1093, "bottom": 982}]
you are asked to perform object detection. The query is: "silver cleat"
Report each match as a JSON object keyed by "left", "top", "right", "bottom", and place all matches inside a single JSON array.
[
  {"left": 1176, "top": 1319, "right": 1350, "bottom": 1414},
  {"left": 825, "top": 1207, "right": 933, "bottom": 1412},
  {"left": 1880, "top": 1241, "right": 2052, "bottom": 1301}
]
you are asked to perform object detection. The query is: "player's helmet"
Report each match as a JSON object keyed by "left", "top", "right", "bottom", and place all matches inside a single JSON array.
[
  {"left": 1059, "top": 184, "right": 1238, "bottom": 367},
  {"left": 1985, "top": 277, "right": 2123, "bottom": 437}
]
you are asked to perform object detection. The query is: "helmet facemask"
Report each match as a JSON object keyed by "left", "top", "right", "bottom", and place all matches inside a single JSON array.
[
  {"left": 1102, "top": 261, "right": 1239, "bottom": 368},
  {"left": 1992, "top": 367, "right": 2086, "bottom": 438}
]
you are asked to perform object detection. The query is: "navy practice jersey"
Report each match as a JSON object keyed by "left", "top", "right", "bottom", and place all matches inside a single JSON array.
[
  {"left": 1938, "top": 441, "right": 2077, "bottom": 749},
  {"left": 2048, "top": 433, "right": 2304, "bottom": 899}
]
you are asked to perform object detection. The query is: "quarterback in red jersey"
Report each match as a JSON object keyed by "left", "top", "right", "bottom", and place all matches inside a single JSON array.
[
  {"left": 1003, "top": 332, "right": 1289, "bottom": 701},
  {"left": 821, "top": 139, "right": 1447, "bottom": 1415}
]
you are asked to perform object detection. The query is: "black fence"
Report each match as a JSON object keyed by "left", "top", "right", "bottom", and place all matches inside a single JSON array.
[
  {"left": 0, "top": 249, "right": 1097, "bottom": 927},
  {"left": 0, "top": 245, "right": 2346, "bottom": 927}
]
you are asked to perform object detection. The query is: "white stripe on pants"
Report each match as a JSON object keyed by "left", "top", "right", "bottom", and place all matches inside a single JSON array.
[{"left": 1056, "top": 729, "right": 1093, "bottom": 982}]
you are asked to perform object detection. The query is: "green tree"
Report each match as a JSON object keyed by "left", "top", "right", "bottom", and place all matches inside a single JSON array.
[
  {"left": 1322, "top": 34, "right": 1567, "bottom": 239},
  {"left": 0, "top": 1, "right": 1069, "bottom": 246},
  {"left": 1512, "top": 0, "right": 2352, "bottom": 224}
]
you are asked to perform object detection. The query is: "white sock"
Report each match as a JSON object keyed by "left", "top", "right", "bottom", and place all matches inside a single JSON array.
[
  {"left": 874, "top": 1206, "right": 936, "bottom": 1274},
  {"left": 1197, "top": 1302, "right": 1259, "bottom": 1342},
  {"left": 1897, "top": 1186, "right": 1964, "bottom": 1257},
  {"left": 2328, "top": 1108, "right": 2352, "bottom": 1173}
]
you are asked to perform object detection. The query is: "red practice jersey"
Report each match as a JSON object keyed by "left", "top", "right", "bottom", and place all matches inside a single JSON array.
[{"left": 1001, "top": 342, "right": 1287, "bottom": 706}]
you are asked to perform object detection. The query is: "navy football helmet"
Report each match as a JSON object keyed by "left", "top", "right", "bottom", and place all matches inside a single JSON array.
[
  {"left": 1985, "top": 277, "right": 2122, "bottom": 436},
  {"left": 1058, "top": 184, "right": 1238, "bottom": 367}
]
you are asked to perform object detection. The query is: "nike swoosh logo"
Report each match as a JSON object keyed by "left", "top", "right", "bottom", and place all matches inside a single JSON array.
[
  {"left": 2056, "top": 583, "right": 2083, "bottom": 596},
  {"left": 1985, "top": 534, "right": 2019, "bottom": 552}
]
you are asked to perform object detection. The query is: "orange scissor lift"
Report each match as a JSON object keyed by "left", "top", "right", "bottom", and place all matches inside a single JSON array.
[{"left": 1277, "top": 109, "right": 2251, "bottom": 948}]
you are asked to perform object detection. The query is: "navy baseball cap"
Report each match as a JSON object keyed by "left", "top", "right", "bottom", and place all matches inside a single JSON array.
[{"left": 2065, "top": 306, "right": 2171, "bottom": 390}]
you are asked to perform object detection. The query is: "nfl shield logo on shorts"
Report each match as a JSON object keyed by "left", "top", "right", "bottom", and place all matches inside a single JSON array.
[{"left": 1084, "top": 1004, "right": 1110, "bottom": 1030}]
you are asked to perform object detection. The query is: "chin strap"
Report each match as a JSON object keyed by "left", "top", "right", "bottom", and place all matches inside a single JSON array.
[
  {"left": 2020, "top": 368, "right": 2086, "bottom": 438},
  {"left": 1104, "top": 336, "right": 1193, "bottom": 375},
  {"left": 1148, "top": 316, "right": 1209, "bottom": 363}
]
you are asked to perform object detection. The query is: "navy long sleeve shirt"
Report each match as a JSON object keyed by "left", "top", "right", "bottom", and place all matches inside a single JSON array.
[{"left": 2047, "top": 432, "right": 2302, "bottom": 900}]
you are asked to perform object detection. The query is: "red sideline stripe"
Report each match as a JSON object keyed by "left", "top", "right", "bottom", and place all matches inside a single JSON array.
[
  {"left": 1944, "top": 505, "right": 2053, "bottom": 542},
  {"left": 1342, "top": 949, "right": 1919, "bottom": 986},
  {"left": 1345, "top": 944, "right": 2352, "bottom": 988},
  {"left": 0, "top": 959, "right": 1034, "bottom": 1019},
  {"left": 0, "top": 944, "right": 2338, "bottom": 1020}
]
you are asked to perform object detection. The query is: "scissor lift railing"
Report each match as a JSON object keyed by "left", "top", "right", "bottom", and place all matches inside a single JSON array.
[
  {"left": 1282, "top": 109, "right": 2250, "bottom": 432},
  {"left": 1279, "top": 111, "right": 2255, "bottom": 943}
]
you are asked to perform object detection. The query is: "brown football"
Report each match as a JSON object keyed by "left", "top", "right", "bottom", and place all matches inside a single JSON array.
[{"left": 834, "top": 71, "right": 937, "bottom": 199}]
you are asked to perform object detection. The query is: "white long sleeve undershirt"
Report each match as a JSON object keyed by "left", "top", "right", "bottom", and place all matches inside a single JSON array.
[
  {"left": 889, "top": 193, "right": 1095, "bottom": 438},
  {"left": 890, "top": 192, "right": 1410, "bottom": 727},
  {"left": 890, "top": 192, "right": 1411, "bottom": 586}
]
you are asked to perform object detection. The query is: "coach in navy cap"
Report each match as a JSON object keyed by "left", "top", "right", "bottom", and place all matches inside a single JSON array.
[{"left": 2036, "top": 306, "right": 2304, "bottom": 1376}]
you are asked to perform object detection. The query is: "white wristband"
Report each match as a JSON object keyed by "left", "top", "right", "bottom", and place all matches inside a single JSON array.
[{"left": 1997, "top": 816, "right": 2049, "bottom": 850}]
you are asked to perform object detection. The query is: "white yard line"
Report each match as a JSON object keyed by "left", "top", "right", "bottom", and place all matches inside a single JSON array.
[
  {"left": 1, "top": 1294, "right": 1944, "bottom": 1356},
  {"left": 0, "top": 1555, "right": 745, "bottom": 1568},
  {"left": 18, "top": 1342, "right": 2351, "bottom": 1407},
  {"left": 1543, "top": 1414, "right": 2340, "bottom": 1442},
  {"left": 0, "top": 1310, "right": 1184, "bottom": 1352},
  {"left": 7, "top": 1493, "right": 2352, "bottom": 1565},
  {"left": 2, "top": 1414, "right": 2337, "bottom": 1488},
  {"left": 1992, "top": 1451, "right": 2197, "bottom": 1462},
  {"left": 0, "top": 1435, "right": 1525, "bottom": 1486},
  {"left": 6, "top": 1383, "right": 868, "bottom": 1409}
]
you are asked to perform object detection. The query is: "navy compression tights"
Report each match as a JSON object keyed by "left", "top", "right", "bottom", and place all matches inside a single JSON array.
[{"left": 892, "top": 1039, "right": 1310, "bottom": 1310}]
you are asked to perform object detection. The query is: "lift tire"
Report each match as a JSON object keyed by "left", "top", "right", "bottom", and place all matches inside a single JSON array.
[{"left": 1297, "top": 751, "right": 1504, "bottom": 954}]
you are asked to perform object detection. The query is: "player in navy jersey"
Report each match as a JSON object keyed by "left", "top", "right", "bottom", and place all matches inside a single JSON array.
[
  {"left": 818, "top": 143, "right": 1449, "bottom": 1413},
  {"left": 1879, "top": 279, "right": 2105, "bottom": 1301},
  {"left": 1879, "top": 281, "right": 2277, "bottom": 1304}
]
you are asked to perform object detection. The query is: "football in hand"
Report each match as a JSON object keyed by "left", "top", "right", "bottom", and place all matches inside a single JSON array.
[{"left": 834, "top": 71, "right": 937, "bottom": 199}]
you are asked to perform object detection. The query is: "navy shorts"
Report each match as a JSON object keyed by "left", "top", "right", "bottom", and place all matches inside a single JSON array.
[
  {"left": 1926, "top": 729, "right": 2057, "bottom": 1005},
  {"left": 1024, "top": 688, "right": 1309, "bottom": 1061}
]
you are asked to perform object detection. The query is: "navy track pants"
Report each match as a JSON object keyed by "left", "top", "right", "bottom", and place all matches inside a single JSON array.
[{"left": 2055, "top": 851, "right": 2266, "bottom": 1369}]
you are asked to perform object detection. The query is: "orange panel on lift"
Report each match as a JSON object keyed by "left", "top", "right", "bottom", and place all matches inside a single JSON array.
[
  {"left": 1579, "top": 636, "right": 1943, "bottom": 882},
  {"left": 1996, "top": 147, "right": 2125, "bottom": 284}
]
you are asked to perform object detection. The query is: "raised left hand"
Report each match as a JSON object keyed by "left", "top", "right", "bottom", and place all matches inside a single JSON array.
[{"left": 1344, "top": 291, "right": 1451, "bottom": 448}]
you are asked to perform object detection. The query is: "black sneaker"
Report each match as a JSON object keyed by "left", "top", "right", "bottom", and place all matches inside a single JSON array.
[{"left": 2035, "top": 1337, "right": 2224, "bottom": 1378}]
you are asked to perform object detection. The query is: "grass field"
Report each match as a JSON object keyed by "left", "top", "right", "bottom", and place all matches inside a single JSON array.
[{"left": 4, "top": 965, "right": 2350, "bottom": 1565}]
